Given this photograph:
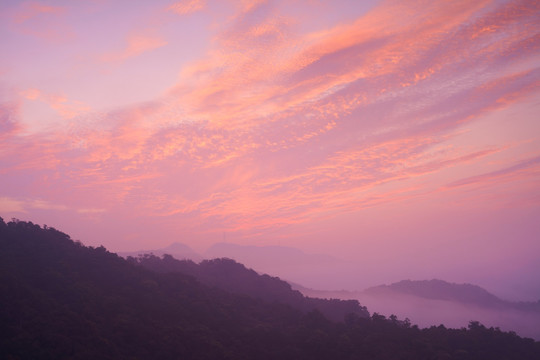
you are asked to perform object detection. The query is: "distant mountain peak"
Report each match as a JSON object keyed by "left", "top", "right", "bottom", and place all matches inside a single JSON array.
[{"left": 164, "top": 242, "right": 196, "bottom": 252}]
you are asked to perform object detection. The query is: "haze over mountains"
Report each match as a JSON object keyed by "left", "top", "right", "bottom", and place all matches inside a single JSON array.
[
  {"left": 119, "top": 241, "right": 540, "bottom": 299},
  {"left": 296, "top": 280, "right": 540, "bottom": 341},
  {"left": 120, "top": 242, "right": 540, "bottom": 340}
]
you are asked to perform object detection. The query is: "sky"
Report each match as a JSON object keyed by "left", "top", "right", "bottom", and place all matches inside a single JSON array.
[{"left": 1, "top": 0, "right": 539, "bottom": 299}]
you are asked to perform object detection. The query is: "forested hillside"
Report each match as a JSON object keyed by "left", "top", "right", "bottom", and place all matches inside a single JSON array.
[
  {"left": 1, "top": 217, "right": 539, "bottom": 360},
  {"left": 132, "top": 254, "right": 368, "bottom": 321}
]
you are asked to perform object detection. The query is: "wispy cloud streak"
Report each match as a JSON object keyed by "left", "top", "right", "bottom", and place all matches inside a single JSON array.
[{"left": 446, "top": 156, "right": 540, "bottom": 189}]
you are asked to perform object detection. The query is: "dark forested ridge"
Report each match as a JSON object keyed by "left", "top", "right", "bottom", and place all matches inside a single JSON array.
[
  {"left": 1, "top": 217, "right": 539, "bottom": 360},
  {"left": 131, "top": 253, "right": 368, "bottom": 322}
]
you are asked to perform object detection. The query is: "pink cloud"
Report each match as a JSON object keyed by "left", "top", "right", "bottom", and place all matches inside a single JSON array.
[
  {"left": 0, "top": 101, "right": 21, "bottom": 140},
  {"left": 167, "top": 0, "right": 205, "bottom": 15},
  {"left": 8, "top": 1, "right": 72, "bottom": 42},
  {"left": 100, "top": 33, "right": 168, "bottom": 63},
  {"left": 12, "top": 1, "right": 65, "bottom": 24},
  {"left": 169, "top": 0, "right": 499, "bottom": 135},
  {"left": 20, "top": 88, "right": 91, "bottom": 120}
]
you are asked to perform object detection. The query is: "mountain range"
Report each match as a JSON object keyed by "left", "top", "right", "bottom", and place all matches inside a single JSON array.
[{"left": 2, "top": 218, "right": 540, "bottom": 359}]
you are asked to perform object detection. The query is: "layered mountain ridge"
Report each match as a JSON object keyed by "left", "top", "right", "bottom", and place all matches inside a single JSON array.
[{"left": 2, "top": 217, "right": 539, "bottom": 359}]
